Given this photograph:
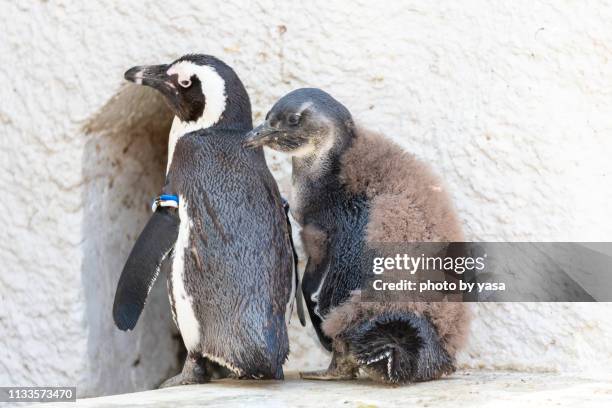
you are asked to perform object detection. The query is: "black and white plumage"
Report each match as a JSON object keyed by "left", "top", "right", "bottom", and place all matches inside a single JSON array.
[
  {"left": 113, "top": 55, "right": 303, "bottom": 386},
  {"left": 245, "top": 88, "right": 470, "bottom": 384}
]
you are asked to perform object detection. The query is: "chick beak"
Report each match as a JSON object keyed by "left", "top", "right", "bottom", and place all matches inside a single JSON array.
[
  {"left": 124, "top": 64, "right": 172, "bottom": 91},
  {"left": 244, "top": 122, "right": 278, "bottom": 149}
]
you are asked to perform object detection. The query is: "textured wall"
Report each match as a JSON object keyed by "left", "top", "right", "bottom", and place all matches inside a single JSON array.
[{"left": 1, "top": 0, "right": 611, "bottom": 397}]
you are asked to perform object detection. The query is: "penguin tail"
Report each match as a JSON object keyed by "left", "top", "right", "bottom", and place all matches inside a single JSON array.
[
  {"left": 342, "top": 312, "right": 454, "bottom": 384},
  {"left": 265, "top": 313, "right": 289, "bottom": 380},
  {"left": 239, "top": 313, "right": 288, "bottom": 380}
]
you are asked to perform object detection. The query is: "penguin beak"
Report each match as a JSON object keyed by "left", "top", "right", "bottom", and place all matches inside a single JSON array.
[
  {"left": 124, "top": 64, "right": 173, "bottom": 93},
  {"left": 244, "top": 122, "right": 279, "bottom": 149}
]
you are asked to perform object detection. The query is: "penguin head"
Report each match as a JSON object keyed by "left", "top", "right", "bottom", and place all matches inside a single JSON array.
[
  {"left": 124, "top": 54, "right": 252, "bottom": 129},
  {"left": 244, "top": 88, "right": 353, "bottom": 156}
]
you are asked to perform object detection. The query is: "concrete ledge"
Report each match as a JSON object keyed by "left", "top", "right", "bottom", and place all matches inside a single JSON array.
[{"left": 34, "top": 371, "right": 612, "bottom": 408}]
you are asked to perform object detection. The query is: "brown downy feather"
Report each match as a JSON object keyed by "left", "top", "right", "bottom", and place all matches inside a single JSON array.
[
  {"left": 300, "top": 224, "right": 328, "bottom": 265},
  {"left": 321, "top": 126, "right": 470, "bottom": 382},
  {"left": 340, "top": 126, "right": 464, "bottom": 243}
]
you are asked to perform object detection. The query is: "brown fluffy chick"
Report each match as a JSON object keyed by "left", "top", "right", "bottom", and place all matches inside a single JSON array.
[{"left": 245, "top": 88, "right": 470, "bottom": 384}]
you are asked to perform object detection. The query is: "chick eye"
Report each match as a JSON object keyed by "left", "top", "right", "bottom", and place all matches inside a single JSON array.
[
  {"left": 179, "top": 79, "right": 192, "bottom": 88},
  {"left": 287, "top": 113, "right": 301, "bottom": 126}
]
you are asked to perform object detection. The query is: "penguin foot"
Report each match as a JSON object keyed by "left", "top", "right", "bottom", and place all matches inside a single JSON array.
[
  {"left": 159, "top": 373, "right": 206, "bottom": 388},
  {"left": 299, "top": 369, "right": 356, "bottom": 381},
  {"left": 300, "top": 350, "right": 358, "bottom": 381},
  {"left": 158, "top": 355, "right": 211, "bottom": 388}
]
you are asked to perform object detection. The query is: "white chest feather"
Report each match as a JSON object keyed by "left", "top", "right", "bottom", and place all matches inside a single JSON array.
[
  {"left": 310, "top": 263, "right": 329, "bottom": 319},
  {"left": 171, "top": 196, "right": 201, "bottom": 351},
  {"left": 167, "top": 117, "right": 183, "bottom": 174}
]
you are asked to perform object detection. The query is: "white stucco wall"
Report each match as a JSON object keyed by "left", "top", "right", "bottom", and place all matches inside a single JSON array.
[{"left": 1, "top": 0, "right": 611, "bottom": 397}]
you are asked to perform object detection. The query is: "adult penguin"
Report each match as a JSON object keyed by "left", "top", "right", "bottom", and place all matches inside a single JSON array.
[
  {"left": 245, "top": 88, "right": 470, "bottom": 384},
  {"left": 113, "top": 54, "right": 304, "bottom": 386}
]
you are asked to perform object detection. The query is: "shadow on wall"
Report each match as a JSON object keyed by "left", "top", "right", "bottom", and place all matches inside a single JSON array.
[{"left": 81, "top": 85, "right": 184, "bottom": 396}]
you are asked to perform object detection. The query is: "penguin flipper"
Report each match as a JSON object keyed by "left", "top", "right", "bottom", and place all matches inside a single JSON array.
[
  {"left": 302, "top": 258, "right": 333, "bottom": 351},
  {"left": 295, "top": 270, "right": 306, "bottom": 327},
  {"left": 113, "top": 207, "right": 179, "bottom": 331},
  {"left": 282, "top": 197, "right": 306, "bottom": 326}
]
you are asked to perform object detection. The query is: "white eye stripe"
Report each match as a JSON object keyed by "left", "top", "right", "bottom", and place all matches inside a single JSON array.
[{"left": 165, "top": 60, "right": 228, "bottom": 160}]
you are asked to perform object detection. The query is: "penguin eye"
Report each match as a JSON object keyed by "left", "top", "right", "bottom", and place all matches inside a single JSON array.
[
  {"left": 179, "top": 79, "right": 192, "bottom": 88},
  {"left": 287, "top": 113, "right": 301, "bottom": 126}
]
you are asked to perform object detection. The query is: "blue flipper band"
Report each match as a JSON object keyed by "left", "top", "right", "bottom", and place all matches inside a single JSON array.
[
  {"left": 151, "top": 194, "right": 179, "bottom": 212},
  {"left": 159, "top": 194, "right": 179, "bottom": 201}
]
